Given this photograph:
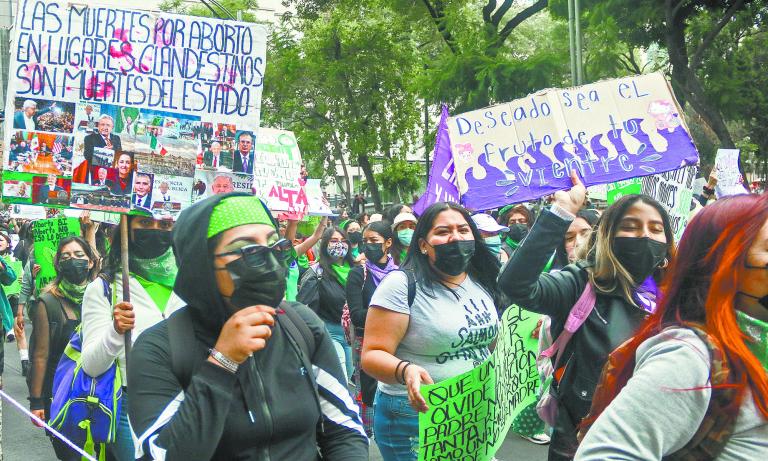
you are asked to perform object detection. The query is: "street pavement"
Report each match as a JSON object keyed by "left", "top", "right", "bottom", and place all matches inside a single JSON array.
[{"left": 2, "top": 332, "right": 547, "bottom": 460}]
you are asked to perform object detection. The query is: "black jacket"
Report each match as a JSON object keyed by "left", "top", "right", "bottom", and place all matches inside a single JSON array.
[
  {"left": 129, "top": 193, "right": 368, "bottom": 461},
  {"left": 297, "top": 265, "right": 347, "bottom": 325},
  {"left": 499, "top": 210, "right": 650, "bottom": 441}
]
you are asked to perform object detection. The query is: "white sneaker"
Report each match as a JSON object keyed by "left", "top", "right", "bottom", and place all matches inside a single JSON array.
[{"left": 521, "top": 433, "right": 551, "bottom": 445}]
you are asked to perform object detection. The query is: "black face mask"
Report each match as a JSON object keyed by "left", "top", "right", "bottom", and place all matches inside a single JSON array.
[
  {"left": 431, "top": 240, "right": 476, "bottom": 277},
  {"left": 348, "top": 232, "right": 363, "bottom": 245},
  {"left": 507, "top": 224, "right": 528, "bottom": 243},
  {"left": 363, "top": 243, "right": 385, "bottom": 262},
  {"left": 59, "top": 258, "right": 90, "bottom": 285},
  {"left": 613, "top": 236, "right": 667, "bottom": 284},
  {"left": 225, "top": 253, "right": 287, "bottom": 310},
  {"left": 132, "top": 229, "right": 172, "bottom": 259}
]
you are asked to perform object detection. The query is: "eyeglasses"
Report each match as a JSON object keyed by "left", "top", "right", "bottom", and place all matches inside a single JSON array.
[{"left": 215, "top": 239, "right": 293, "bottom": 267}]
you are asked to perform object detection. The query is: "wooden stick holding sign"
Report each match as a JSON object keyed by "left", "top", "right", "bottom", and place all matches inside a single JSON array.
[{"left": 120, "top": 215, "right": 132, "bottom": 361}]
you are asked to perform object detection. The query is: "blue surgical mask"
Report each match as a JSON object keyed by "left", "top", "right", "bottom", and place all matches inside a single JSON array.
[
  {"left": 484, "top": 235, "right": 502, "bottom": 256},
  {"left": 397, "top": 229, "right": 414, "bottom": 246}
]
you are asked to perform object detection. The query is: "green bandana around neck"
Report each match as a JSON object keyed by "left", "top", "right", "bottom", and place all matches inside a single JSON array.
[
  {"left": 208, "top": 196, "right": 274, "bottom": 239},
  {"left": 331, "top": 262, "right": 351, "bottom": 286},
  {"left": 58, "top": 279, "right": 87, "bottom": 306},
  {"left": 130, "top": 248, "right": 178, "bottom": 288},
  {"left": 736, "top": 310, "right": 768, "bottom": 371}
]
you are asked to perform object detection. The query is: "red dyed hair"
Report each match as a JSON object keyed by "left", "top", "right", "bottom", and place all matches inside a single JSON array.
[{"left": 585, "top": 194, "right": 768, "bottom": 428}]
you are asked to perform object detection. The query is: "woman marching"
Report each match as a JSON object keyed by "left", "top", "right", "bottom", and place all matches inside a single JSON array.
[
  {"left": 297, "top": 226, "right": 356, "bottom": 381},
  {"left": 345, "top": 220, "right": 399, "bottom": 437},
  {"left": 128, "top": 193, "right": 368, "bottom": 460},
  {"left": 27, "top": 237, "right": 99, "bottom": 460},
  {"left": 362, "top": 201, "right": 500, "bottom": 460},
  {"left": 499, "top": 172, "right": 673, "bottom": 460},
  {"left": 81, "top": 215, "right": 183, "bottom": 461},
  {"left": 576, "top": 194, "right": 768, "bottom": 460}
]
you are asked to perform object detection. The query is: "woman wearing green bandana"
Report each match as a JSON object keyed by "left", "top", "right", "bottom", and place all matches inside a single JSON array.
[
  {"left": 81, "top": 215, "right": 185, "bottom": 461},
  {"left": 578, "top": 194, "right": 768, "bottom": 460},
  {"left": 27, "top": 236, "right": 99, "bottom": 460},
  {"left": 297, "top": 226, "right": 356, "bottom": 381}
]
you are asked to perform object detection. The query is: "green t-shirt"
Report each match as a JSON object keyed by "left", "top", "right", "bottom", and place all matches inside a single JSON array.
[{"left": 285, "top": 261, "right": 300, "bottom": 302}]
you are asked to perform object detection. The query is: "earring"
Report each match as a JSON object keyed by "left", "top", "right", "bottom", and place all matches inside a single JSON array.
[{"left": 660, "top": 258, "right": 669, "bottom": 269}]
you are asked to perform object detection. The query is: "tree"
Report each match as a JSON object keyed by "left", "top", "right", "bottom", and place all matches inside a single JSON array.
[
  {"left": 160, "top": 0, "right": 261, "bottom": 21},
  {"left": 551, "top": 0, "right": 763, "bottom": 149},
  {"left": 263, "top": 0, "right": 423, "bottom": 211}
]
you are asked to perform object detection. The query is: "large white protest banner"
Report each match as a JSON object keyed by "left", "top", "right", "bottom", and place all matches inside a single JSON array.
[
  {"left": 449, "top": 73, "right": 699, "bottom": 210},
  {"left": 2, "top": 0, "right": 267, "bottom": 217}
]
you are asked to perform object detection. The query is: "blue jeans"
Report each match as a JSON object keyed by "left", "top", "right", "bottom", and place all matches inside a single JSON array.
[
  {"left": 324, "top": 321, "right": 353, "bottom": 381},
  {"left": 109, "top": 391, "right": 134, "bottom": 461},
  {"left": 374, "top": 390, "right": 419, "bottom": 461}
]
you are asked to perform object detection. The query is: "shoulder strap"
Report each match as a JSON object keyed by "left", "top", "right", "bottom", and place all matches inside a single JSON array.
[
  {"left": 664, "top": 326, "right": 741, "bottom": 461},
  {"left": 38, "top": 292, "right": 66, "bottom": 321},
  {"left": 278, "top": 302, "right": 323, "bottom": 429},
  {"left": 399, "top": 269, "right": 416, "bottom": 308},
  {"left": 166, "top": 309, "right": 198, "bottom": 389},
  {"left": 541, "top": 280, "right": 596, "bottom": 371}
]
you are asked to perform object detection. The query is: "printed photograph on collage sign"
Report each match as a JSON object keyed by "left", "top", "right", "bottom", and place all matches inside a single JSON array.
[{"left": 3, "top": 97, "right": 77, "bottom": 207}]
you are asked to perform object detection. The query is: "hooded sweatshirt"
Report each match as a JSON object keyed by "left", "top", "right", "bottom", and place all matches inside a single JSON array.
[{"left": 128, "top": 193, "right": 368, "bottom": 461}]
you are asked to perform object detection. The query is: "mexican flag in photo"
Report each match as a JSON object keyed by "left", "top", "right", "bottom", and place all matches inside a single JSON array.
[{"left": 150, "top": 135, "right": 168, "bottom": 156}]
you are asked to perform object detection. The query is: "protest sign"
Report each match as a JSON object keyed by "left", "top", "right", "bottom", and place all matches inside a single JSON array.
[
  {"left": 32, "top": 217, "right": 81, "bottom": 290},
  {"left": 8, "top": 204, "right": 47, "bottom": 220},
  {"left": 642, "top": 165, "right": 698, "bottom": 240},
  {"left": 606, "top": 178, "right": 642, "bottom": 204},
  {"left": 2, "top": 257, "right": 24, "bottom": 298},
  {"left": 418, "top": 305, "right": 540, "bottom": 461},
  {"left": 449, "top": 73, "right": 699, "bottom": 210},
  {"left": 713, "top": 149, "right": 749, "bottom": 197},
  {"left": 2, "top": 1, "right": 268, "bottom": 218},
  {"left": 252, "top": 128, "right": 303, "bottom": 209},
  {"left": 414, "top": 105, "right": 460, "bottom": 214}
]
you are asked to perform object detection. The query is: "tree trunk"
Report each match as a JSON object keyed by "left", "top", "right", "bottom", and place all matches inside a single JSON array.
[
  {"left": 330, "top": 131, "right": 352, "bottom": 207},
  {"left": 357, "top": 153, "right": 383, "bottom": 211}
]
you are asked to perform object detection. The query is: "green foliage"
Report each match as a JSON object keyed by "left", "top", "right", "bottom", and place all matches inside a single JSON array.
[
  {"left": 377, "top": 159, "right": 424, "bottom": 200},
  {"left": 160, "top": 0, "right": 262, "bottom": 22}
]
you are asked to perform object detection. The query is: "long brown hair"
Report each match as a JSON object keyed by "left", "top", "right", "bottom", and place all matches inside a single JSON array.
[
  {"left": 585, "top": 194, "right": 768, "bottom": 430},
  {"left": 584, "top": 194, "right": 674, "bottom": 306}
]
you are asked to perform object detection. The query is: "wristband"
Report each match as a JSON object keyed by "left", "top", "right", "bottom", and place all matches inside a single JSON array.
[
  {"left": 394, "top": 360, "right": 408, "bottom": 384},
  {"left": 209, "top": 348, "right": 239, "bottom": 373},
  {"left": 399, "top": 362, "right": 412, "bottom": 385}
]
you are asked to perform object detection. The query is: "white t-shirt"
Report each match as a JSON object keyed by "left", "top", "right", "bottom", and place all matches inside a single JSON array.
[{"left": 370, "top": 271, "right": 499, "bottom": 396}]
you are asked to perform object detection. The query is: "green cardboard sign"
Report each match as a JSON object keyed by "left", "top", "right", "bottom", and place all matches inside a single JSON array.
[
  {"left": 417, "top": 305, "right": 541, "bottom": 461},
  {"left": 33, "top": 217, "right": 81, "bottom": 291},
  {"left": 606, "top": 178, "right": 642, "bottom": 204}
]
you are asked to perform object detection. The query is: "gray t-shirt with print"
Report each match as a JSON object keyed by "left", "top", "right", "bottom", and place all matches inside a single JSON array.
[{"left": 370, "top": 270, "right": 498, "bottom": 396}]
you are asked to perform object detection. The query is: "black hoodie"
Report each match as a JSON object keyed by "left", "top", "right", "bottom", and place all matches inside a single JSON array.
[{"left": 128, "top": 193, "right": 368, "bottom": 460}]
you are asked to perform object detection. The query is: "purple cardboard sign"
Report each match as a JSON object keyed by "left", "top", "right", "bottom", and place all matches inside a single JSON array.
[
  {"left": 413, "top": 105, "right": 460, "bottom": 215},
  {"left": 449, "top": 73, "right": 700, "bottom": 210}
]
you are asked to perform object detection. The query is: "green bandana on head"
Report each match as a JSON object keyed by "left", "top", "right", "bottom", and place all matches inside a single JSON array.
[
  {"left": 736, "top": 310, "right": 768, "bottom": 371},
  {"left": 208, "top": 196, "right": 275, "bottom": 239}
]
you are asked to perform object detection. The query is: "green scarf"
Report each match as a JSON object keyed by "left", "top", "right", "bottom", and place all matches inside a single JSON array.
[
  {"left": 330, "top": 262, "right": 351, "bottom": 287},
  {"left": 130, "top": 248, "right": 178, "bottom": 288},
  {"left": 59, "top": 280, "right": 87, "bottom": 306},
  {"left": 297, "top": 253, "right": 310, "bottom": 270},
  {"left": 351, "top": 246, "right": 360, "bottom": 259},
  {"left": 504, "top": 236, "right": 520, "bottom": 250},
  {"left": 736, "top": 310, "right": 768, "bottom": 371}
]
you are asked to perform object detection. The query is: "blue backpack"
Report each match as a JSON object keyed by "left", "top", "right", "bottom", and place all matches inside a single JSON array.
[{"left": 48, "top": 279, "right": 123, "bottom": 459}]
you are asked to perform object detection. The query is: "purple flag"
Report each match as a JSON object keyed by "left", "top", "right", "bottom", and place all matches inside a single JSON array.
[{"left": 413, "top": 105, "right": 460, "bottom": 215}]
